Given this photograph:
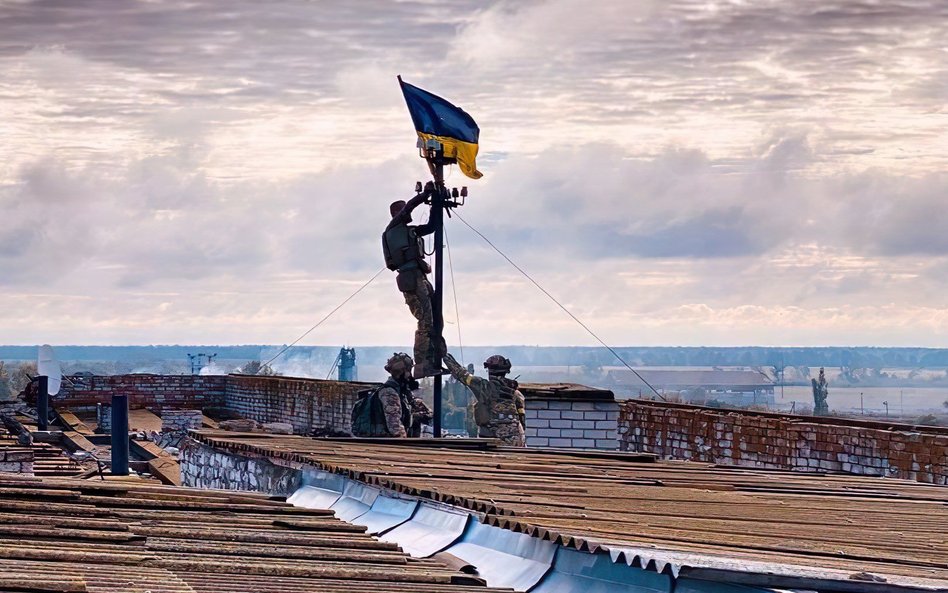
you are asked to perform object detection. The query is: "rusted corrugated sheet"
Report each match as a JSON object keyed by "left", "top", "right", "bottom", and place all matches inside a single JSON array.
[
  {"left": 190, "top": 431, "right": 948, "bottom": 591},
  {"left": 0, "top": 475, "right": 510, "bottom": 593}
]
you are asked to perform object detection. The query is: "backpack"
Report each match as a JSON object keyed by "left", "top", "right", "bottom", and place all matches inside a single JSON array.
[
  {"left": 350, "top": 380, "right": 412, "bottom": 437},
  {"left": 351, "top": 386, "right": 388, "bottom": 437}
]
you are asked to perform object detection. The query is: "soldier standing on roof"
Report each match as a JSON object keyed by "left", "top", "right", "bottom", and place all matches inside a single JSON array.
[
  {"left": 443, "top": 352, "right": 525, "bottom": 446},
  {"left": 382, "top": 182, "right": 441, "bottom": 378}
]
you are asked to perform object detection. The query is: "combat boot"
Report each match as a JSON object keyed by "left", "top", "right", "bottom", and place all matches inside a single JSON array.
[{"left": 412, "top": 361, "right": 426, "bottom": 379}]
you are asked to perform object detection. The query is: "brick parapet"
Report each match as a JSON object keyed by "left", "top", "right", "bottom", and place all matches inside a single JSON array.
[
  {"left": 55, "top": 374, "right": 369, "bottom": 436},
  {"left": 619, "top": 400, "right": 948, "bottom": 484},
  {"left": 55, "top": 373, "right": 623, "bottom": 445},
  {"left": 56, "top": 375, "right": 227, "bottom": 411},
  {"left": 224, "top": 375, "right": 372, "bottom": 435},
  {"left": 524, "top": 398, "right": 620, "bottom": 450}
]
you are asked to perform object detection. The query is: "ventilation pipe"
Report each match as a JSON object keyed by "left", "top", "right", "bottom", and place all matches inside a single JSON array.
[
  {"left": 110, "top": 394, "right": 129, "bottom": 476},
  {"left": 36, "top": 376, "right": 49, "bottom": 431}
]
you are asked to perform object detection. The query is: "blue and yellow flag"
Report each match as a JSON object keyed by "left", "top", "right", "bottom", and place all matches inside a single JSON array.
[{"left": 399, "top": 77, "right": 482, "bottom": 179}]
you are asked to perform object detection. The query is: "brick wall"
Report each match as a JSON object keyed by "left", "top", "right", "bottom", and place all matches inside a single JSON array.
[
  {"left": 180, "top": 438, "right": 302, "bottom": 494},
  {"left": 56, "top": 374, "right": 625, "bottom": 445},
  {"left": 56, "top": 375, "right": 227, "bottom": 411},
  {"left": 224, "top": 375, "right": 372, "bottom": 435},
  {"left": 162, "top": 409, "right": 204, "bottom": 432},
  {"left": 522, "top": 385, "right": 619, "bottom": 450},
  {"left": 0, "top": 449, "right": 33, "bottom": 474},
  {"left": 620, "top": 400, "right": 948, "bottom": 484},
  {"left": 55, "top": 374, "right": 368, "bottom": 436}
]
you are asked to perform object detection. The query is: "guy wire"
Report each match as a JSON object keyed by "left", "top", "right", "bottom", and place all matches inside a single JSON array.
[
  {"left": 452, "top": 212, "right": 666, "bottom": 401},
  {"left": 325, "top": 351, "right": 341, "bottom": 380},
  {"left": 444, "top": 224, "right": 464, "bottom": 364},
  {"left": 263, "top": 267, "right": 386, "bottom": 368}
]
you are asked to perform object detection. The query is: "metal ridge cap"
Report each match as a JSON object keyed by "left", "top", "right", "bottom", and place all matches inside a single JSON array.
[
  {"left": 468, "top": 515, "right": 948, "bottom": 592},
  {"left": 603, "top": 544, "right": 948, "bottom": 592}
]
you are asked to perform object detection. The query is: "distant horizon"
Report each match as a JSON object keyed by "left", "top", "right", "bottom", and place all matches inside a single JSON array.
[{"left": 6, "top": 344, "right": 948, "bottom": 370}]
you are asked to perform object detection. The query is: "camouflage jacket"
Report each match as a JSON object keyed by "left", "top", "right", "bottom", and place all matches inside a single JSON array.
[
  {"left": 444, "top": 355, "right": 522, "bottom": 428},
  {"left": 376, "top": 379, "right": 413, "bottom": 438}
]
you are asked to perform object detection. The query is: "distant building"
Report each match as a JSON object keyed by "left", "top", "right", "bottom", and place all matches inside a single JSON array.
[
  {"left": 607, "top": 368, "right": 775, "bottom": 407},
  {"left": 337, "top": 347, "right": 357, "bottom": 382}
]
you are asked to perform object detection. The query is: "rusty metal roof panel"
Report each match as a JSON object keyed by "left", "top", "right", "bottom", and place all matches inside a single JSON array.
[
  {"left": 0, "top": 475, "right": 512, "bottom": 593},
  {"left": 189, "top": 431, "right": 948, "bottom": 592}
]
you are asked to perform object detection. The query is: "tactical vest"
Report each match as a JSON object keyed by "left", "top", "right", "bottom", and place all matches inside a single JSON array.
[
  {"left": 474, "top": 377, "right": 519, "bottom": 428},
  {"left": 382, "top": 224, "right": 424, "bottom": 271},
  {"left": 351, "top": 379, "right": 412, "bottom": 437}
]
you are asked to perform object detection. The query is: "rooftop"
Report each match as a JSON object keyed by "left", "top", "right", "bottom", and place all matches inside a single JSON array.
[
  {"left": 0, "top": 474, "right": 506, "bottom": 593},
  {"left": 191, "top": 430, "right": 948, "bottom": 591}
]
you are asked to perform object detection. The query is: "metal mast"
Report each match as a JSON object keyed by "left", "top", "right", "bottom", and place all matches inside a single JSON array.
[
  {"left": 431, "top": 163, "right": 445, "bottom": 438},
  {"left": 420, "top": 140, "right": 467, "bottom": 438}
]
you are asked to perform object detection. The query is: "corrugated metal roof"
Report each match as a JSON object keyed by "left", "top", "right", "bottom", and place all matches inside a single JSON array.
[
  {"left": 190, "top": 431, "right": 948, "bottom": 591},
  {"left": 0, "top": 415, "right": 87, "bottom": 478},
  {"left": 0, "top": 475, "right": 511, "bottom": 593}
]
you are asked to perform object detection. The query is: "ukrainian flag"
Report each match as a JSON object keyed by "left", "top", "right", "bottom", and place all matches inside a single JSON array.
[{"left": 398, "top": 77, "right": 482, "bottom": 179}]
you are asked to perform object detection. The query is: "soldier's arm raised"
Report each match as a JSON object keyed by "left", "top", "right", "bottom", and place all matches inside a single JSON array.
[
  {"left": 386, "top": 191, "right": 430, "bottom": 230},
  {"left": 443, "top": 353, "right": 487, "bottom": 390}
]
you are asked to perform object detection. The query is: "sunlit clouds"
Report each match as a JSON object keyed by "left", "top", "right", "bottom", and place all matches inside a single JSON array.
[{"left": 1, "top": 0, "right": 947, "bottom": 347}]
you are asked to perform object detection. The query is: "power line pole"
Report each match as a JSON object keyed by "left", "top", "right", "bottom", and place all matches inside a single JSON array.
[
  {"left": 431, "top": 163, "right": 445, "bottom": 438},
  {"left": 422, "top": 145, "right": 466, "bottom": 438}
]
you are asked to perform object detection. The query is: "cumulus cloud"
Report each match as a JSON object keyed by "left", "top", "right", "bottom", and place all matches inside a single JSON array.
[{"left": 0, "top": 0, "right": 946, "bottom": 347}]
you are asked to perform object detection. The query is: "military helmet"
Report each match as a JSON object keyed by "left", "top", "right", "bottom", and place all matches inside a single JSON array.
[
  {"left": 384, "top": 352, "right": 414, "bottom": 374},
  {"left": 483, "top": 354, "right": 512, "bottom": 373}
]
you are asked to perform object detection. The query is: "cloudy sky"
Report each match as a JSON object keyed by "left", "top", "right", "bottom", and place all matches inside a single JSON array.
[{"left": 1, "top": 0, "right": 947, "bottom": 349}]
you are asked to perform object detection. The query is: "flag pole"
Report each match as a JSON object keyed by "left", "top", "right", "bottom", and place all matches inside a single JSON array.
[{"left": 430, "top": 161, "right": 445, "bottom": 438}]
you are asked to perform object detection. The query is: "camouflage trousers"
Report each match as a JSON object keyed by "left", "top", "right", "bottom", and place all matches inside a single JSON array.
[
  {"left": 482, "top": 421, "right": 525, "bottom": 447},
  {"left": 402, "top": 272, "right": 434, "bottom": 370}
]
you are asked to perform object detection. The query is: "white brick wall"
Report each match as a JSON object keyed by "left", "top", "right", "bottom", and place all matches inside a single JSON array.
[
  {"left": 162, "top": 409, "right": 204, "bottom": 432},
  {"left": 524, "top": 399, "right": 619, "bottom": 450}
]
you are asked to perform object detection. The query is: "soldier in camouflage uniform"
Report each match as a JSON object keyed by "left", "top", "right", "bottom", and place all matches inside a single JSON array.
[
  {"left": 376, "top": 352, "right": 424, "bottom": 438},
  {"left": 382, "top": 183, "right": 441, "bottom": 378},
  {"left": 443, "top": 352, "right": 525, "bottom": 447}
]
